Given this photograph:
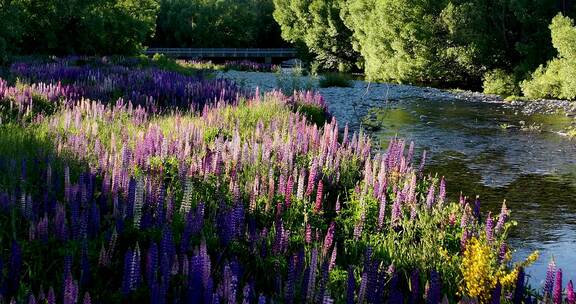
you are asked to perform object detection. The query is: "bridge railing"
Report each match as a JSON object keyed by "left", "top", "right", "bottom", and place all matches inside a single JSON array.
[{"left": 144, "top": 48, "right": 297, "bottom": 58}]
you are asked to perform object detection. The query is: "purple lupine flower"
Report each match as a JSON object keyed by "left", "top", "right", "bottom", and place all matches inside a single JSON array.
[
  {"left": 258, "top": 294, "right": 266, "bottom": 304},
  {"left": 48, "top": 287, "right": 56, "bottom": 304},
  {"left": 553, "top": 268, "right": 562, "bottom": 304},
  {"left": 495, "top": 201, "right": 508, "bottom": 234},
  {"left": 285, "top": 255, "right": 296, "bottom": 304},
  {"left": 346, "top": 266, "right": 355, "bottom": 304},
  {"left": 418, "top": 150, "right": 427, "bottom": 174},
  {"left": 437, "top": 177, "right": 446, "bottom": 205},
  {"left": 83, "top": 293, "right": 91, "bottom": 304},
  {"left": 377, "top": 194, "right": 386, "bottom": 230},
  {"left": 63, "top": 275, "right": 78, "bottom": 304},
  {"left": 426, "top": 270, "right": 441, "bottom": 304},
  {"left": 389, "top": 270, "right": 403, "bottom": 304},
  {"left": 568, "top": 280, "right": 575, "bottom": 304},
  {"left": 306, "top": 159, "right": 318, "bottom": 197},
  {"left": 122, "top": 248, "right": 134, "bottom": 295},
  {"left": 425, "top": 183, "right": 435, "bottom": 210},
  {"left": 498, "top": 243, "right": 507, "bottom": 264},
  {"left": 491, "top": 283, "right": 501, "bottom": 304},
  {"left": 513, "top": 267, "right": 526, "bottom": 304},
  {"left": 486, "top": 212, "right": 494, "bottom": 243},
  {"left": 80, "top": 243, "right": 91, "bottom": 287},
  {"left": 307, "top": 248, "right": 318, "bottom": 302},
  {"left": 473, "top": 196, "right": 481, "bottom": 220},
  {"left": 391, "top": 193, "right": 402, "bottom": 227},
  {"left": 461, "top": 229, "right": 470, "bottom": 252},
  {"left": 544, "top": 260, "right": 556, "bottom": 298},
  {"left": 409, "top": 269, "right": 420, "bottom": 304},
  {"left": 9, "top": 240, "right": 22, "bottom": 294},
  {"left": 147, "top": 243, "right": 159, "bottom": 286}
]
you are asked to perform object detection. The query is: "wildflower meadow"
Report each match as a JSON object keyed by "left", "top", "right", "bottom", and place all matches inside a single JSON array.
[{"left": 0, "top": 57, "right": 572, "bottom": 304}]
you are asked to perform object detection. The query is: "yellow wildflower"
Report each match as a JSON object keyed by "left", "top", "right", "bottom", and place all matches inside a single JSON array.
[{"left": 460, "top": 238, "right": 497, "bottom": 302}]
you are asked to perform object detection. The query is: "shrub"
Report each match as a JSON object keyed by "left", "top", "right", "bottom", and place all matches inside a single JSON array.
[
  {"left": 521, "top": 14, "right": 576, "bottom": 100},
  {"left": 482, "top": 69, "right": 519, "bottom": 97},
  {"left": 318, "top": 72, "right": 353, "bottom": 88}
]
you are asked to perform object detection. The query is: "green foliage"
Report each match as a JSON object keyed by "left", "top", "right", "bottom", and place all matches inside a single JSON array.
[
  {"left": 0, "top": 0, "right": 159, "bottom": 57},
  {"left": 151, "top": 0, "right": 285, "bottom": 48},
  {"left": 273, "top": 0, "right": 358, "bottom": 71},
  {"left": 483, "top": 69, "right": 519, "bottom": 97},
  {"left": 318, "top": 72, "right": 353, "bottom": 88},
  {"left": 521, "top": 14, "right": 576, "bottom": 100}
]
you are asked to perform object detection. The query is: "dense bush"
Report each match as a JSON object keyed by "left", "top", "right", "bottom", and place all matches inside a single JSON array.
[
  {"left": 319, "top": 73, "right": 353, "bottom": 88},
  {"left": 483, "top": 69, "right": 519, "bottom": 97},
  {"left": 521, "top": 13, "right": 576, "bottom": 100}
]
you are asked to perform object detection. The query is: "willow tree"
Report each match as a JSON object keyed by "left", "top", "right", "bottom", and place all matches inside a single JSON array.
[{"left": 273, "top": 0, "right": 358, "bottom": 71}]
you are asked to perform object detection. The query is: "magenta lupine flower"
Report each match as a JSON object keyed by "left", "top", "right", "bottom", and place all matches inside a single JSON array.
[
  {"left": 448, "top": 213, "right": 456, "bottom": 226},
  {"left": 305, "top": 223, "right": 312, "bottom": 244},
  {"left": 285, "top": 174, "right": 293, "bottom": 207},
  {"left": 553, "top": 268, "right": 562, "bottom": 304},
  {"left": 329, "top": 246, "right": 337, "bottom": 272},
  {"left": 567, "top": 280, "right": 575, "bottom": 304},
  {"left": 486, "top": 212, "right": 494, "bottom": 243},
  {"left": 323, "top": 222, "right": 335, "bottom": 257},
  {"left": 314, "top": 179, "right": 324, "bottom": 213},
  {"left": 544, "top": 260, "right": 556, "bottom": 298}
]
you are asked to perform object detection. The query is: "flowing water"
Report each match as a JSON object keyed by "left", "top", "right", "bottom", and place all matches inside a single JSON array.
[
  {"left": 362, "top": 97, "right": 576, "bottom": 288},
  {"left": 221, "top": 70, "right": 576, "bottom": 288}
]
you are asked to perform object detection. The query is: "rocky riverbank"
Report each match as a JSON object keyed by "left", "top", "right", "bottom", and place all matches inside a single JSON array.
[{"left": 218, "top": 70, "right": 576, "bottom": 132}]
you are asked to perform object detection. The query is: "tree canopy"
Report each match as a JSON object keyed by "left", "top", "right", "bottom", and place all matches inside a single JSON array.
[{"left": 150, "top": 0, "right": 285, "bottom": 48}]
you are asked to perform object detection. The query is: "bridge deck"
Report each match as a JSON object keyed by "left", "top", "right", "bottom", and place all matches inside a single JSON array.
[{"left": 144, "top": 48, "right": 297, "bottom": 58}]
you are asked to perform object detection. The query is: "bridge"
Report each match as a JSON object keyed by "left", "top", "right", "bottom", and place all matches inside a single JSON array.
[{"left": 144, "top": 48, "right": 297, "bottom": 63}]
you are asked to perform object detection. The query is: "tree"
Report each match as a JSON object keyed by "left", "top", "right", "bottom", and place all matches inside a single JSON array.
[
  {"left": 521, "top": 13, "right": 576, "bottom": 100},
  {"left": 151, "top": 0, "right": 285, "bottom": 48},
  {"left": 9, "top": 0, "right": 159, "bottom": 56},
  {"left": 273, "top": 0, "right": 358, "bottom": 71},
  {"left": 0, "top": 0, "right": 25, "bottom": 62}
]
